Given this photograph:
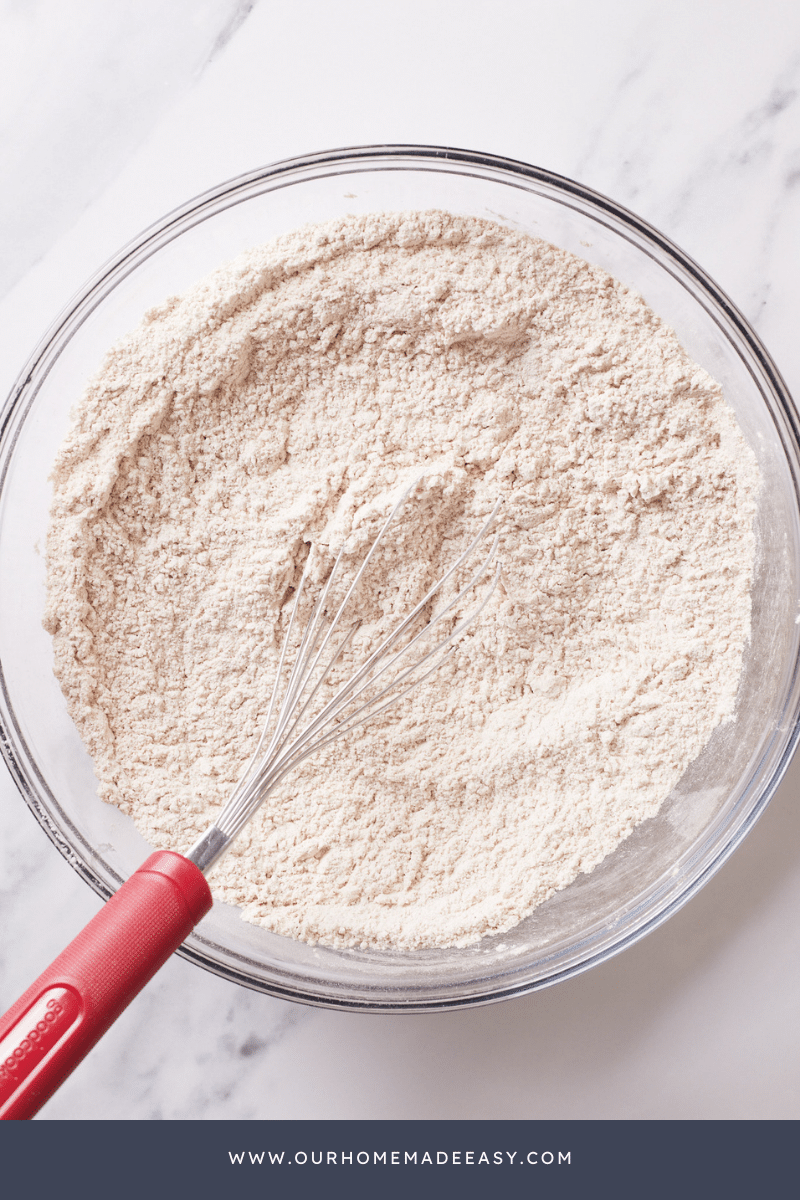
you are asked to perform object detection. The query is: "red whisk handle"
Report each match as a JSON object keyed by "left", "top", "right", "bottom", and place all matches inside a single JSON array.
[{"left": 0, "top": 851, "right": 212, "bottom": 1120}]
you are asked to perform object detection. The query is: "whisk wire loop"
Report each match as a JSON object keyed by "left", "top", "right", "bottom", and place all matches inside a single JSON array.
[
  {"left": 266, "top": 530, "right": 501, "bottom": 785},
  {"left": 256, "top": 558, "right": 503, "bottom": 802},
  {"left": 187, "top": 487, "right": 501, "bottom": 869}
]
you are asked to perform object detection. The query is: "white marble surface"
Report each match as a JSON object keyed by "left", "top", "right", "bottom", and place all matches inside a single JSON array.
[{"left": 1, "top": 0, "right": 799, "bottom": 1120}]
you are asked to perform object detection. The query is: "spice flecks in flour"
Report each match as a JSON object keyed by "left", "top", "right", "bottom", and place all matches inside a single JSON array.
[{"left": 45, "top": 211, "right": 759, "bottom": 949}]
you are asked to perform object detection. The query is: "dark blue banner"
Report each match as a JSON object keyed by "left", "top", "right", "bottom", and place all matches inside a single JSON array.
[{"left": 0, "top": 1118, "right": 793, "bottom": 1198}]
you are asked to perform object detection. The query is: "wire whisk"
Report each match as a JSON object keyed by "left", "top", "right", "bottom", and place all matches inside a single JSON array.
[
  {"left": 0, "top": 481, "right": 500, "bottom": 1118},
  {"left": 188, "top": 483, "right": 501, "bottom": 873}
]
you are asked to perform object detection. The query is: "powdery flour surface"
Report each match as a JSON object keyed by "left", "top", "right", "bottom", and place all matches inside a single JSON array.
[{"left": 45, "top": 212, "right": 759, "bottom": 950}]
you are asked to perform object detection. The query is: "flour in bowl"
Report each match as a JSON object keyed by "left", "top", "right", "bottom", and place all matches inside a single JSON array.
[{"left": 44, "top": 211, "right": 759, "bottom": 949}]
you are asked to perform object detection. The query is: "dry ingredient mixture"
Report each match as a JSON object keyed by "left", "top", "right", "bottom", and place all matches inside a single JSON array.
[{"left": 45, "top": 211, "right": 759, "bottom": 950}]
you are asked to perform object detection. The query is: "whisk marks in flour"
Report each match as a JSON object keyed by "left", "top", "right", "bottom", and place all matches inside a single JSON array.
[{"left": 45, "top": 210, "right": 759, "bottom": 949}]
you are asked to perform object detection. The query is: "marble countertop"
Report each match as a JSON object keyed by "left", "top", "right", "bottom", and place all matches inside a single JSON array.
[{"left": 1, "top": 0, "right": 799, "bottom": 1120}]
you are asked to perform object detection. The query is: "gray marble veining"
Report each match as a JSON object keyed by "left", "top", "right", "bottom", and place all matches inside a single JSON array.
[
  {"left": 0, "top": 0, "right": 260, "bottom": 300},
  {"left": 1, "top": 0, "right": 799, "bottom": 1121}
]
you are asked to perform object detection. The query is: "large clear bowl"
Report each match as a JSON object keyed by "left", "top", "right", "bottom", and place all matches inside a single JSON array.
[{"left": 1, "top": 145, "right": 799, "bottom": 1012}]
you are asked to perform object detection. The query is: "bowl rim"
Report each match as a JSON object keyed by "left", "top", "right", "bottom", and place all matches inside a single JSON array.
[{"left": 2, "top": 142, "right": 800, "bottom": 1011}]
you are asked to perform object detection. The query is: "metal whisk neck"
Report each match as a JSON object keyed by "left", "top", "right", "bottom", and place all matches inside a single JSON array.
[{"left": 187, "top": 483, "right": 501, "bottom": 876}]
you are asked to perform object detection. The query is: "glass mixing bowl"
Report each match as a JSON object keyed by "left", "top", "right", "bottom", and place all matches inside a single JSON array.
[{"left": 2, "top": 145, "right": 799, "bottom": 1011}]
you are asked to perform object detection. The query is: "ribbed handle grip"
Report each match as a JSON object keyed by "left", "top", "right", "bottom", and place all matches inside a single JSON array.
[{"left": 0, "top": 851, "right": 212, "bottom": 1120}]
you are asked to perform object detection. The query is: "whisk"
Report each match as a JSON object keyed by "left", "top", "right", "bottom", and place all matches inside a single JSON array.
[{"left": 0, "top": 483, "right": 500, "bottom": 1120}]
